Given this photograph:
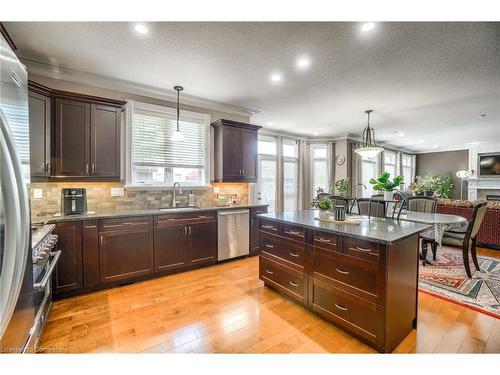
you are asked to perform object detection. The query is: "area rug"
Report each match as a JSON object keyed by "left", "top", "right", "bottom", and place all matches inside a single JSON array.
[{"left": 418, "top": 246, "right": 500, "bottom": 318}]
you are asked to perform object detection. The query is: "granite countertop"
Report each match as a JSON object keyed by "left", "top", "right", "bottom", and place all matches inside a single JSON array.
[
  {"left": 258, "top": 210, "right": 431, "bottom": 245},
  {"left": 32, "top": 203, "right": 269, "bottom": 224}
]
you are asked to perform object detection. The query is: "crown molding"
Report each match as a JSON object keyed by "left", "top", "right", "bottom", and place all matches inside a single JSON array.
[{"left": 21, "top": 57, "right": 260, "bottom": 118}]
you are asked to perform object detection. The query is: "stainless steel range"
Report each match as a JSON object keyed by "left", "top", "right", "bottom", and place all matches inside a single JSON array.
[{"left": 28, "top": 224, "right": 60, "bottom": 352}]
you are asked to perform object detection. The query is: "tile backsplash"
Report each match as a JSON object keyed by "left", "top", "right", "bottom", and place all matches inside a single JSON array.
[{"left": 30, "top": 182, "right": 249, "bottom": 218}]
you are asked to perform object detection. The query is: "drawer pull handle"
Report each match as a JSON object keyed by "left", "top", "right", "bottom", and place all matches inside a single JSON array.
[
  {"left": 103, "top": 224, "right": 123, "bottom": 228},
  {"left": 265, "top": 269, "right": 274, "bottom": 275},
  {"left": 84, "top": 225, "right": 96, "bottom": 229},
  {"left": 335, "top": 303, "right": 348, "bottom": 311},
  {"left": 197, "top": 216, "right": 211, "bottom": 219},
  {"left": 263, "top": 225, "right": 277, "bottom": 230},
  {"left": 289, "top": 252, "right": 299, "bottom": 257},
  {"left": 265, "top": 243, "right": 274, "bottom": 249},
  {"left": 355, "top": 246, "right": 372, "bottom": 253},
  {"left": 285, "top": 230, "right": 302, "bottom": 236},
  {"left": 289, "top": 281, "right": 299, "bottom": 287},
  {"left": 317, "top": 237, "right": 331, "bottom": 243},
  {"left": 336, "top": 268, "right": 350, "bottom": 275}
]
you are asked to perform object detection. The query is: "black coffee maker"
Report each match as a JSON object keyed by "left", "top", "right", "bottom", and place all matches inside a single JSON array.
[{"left": 61, "top": 188, "right": 87, "bottom": 215}]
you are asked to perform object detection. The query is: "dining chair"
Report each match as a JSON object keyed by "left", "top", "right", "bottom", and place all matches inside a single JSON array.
[
  {"left": 406, "top": 196, "right": 437, "bottom": 213},
  {"left": 391, "top": 191, "right": 406, "bottom": 219},
  {"left": 329, "top": 195, "right": 349, "bottom": 212},
  {"left": 421, "top": 201, "right": 488, "bottom": 278},
  {"left": 357, "top": 198, "right": 386, "bottom": 218}
]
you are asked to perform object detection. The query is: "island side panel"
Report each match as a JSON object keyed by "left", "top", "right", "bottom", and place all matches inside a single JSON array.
[{"left": 384, "top": 234, "right": 419, "bottom": 352}]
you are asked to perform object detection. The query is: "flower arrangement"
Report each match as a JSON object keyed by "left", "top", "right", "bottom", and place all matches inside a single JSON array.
[{"left": 315, "top": 197, "right": 332, "bottom": 211}]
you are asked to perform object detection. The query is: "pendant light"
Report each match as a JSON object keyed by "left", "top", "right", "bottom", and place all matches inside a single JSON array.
[
  {"left": 170, "top": 85, "right": 184, "bottom": 142},
  {"left": 354, "top": 109, "right": 384, "bottom": 158}
]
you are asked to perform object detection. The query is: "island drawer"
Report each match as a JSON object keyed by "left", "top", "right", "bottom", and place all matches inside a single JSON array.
[
  {"left": 311, "top": 279, "right": 385, "bottom": 346},
  {"left": 99, "top": 216, "right": 152, "bottom": 232},
  {"left": 260, "top": 255, "right": 306, "bottom": 304},
  {"left": 260, "top": 219, "right": 283, "bottom": 235},
  {"left": 312, "top": 247, "right": 383, "bottom": 304},
  {"left": 283, "top": 223, "right": 305, "bottom": 242},
  {"left": 313, "top": 230, "right": 340, "bottom": 253},
  {"left": 343, "top": 237, "right": 381, "bottom": 263},
  {"left": 261, "top": 232, "right": 305, "bottom": 268}
]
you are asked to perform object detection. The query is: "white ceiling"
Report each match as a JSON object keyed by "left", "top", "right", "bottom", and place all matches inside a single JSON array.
[{"left": 5, "top": 22, "right": 500, "bottom": 152}]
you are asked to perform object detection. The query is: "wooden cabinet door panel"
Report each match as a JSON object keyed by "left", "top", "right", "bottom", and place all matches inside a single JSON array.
[
  {"left": 250, "top": 206, "right": 268, "bottom": 256},
  {"left": 154, "top": 225, "right": 188, "bottom": 272},
  {"left": 54, "top": 99, "right": 90, "bottom": 176},
  {"left": 82, "top": 220, "right": 99, "bottom": 289},
  {"left": 90, "top": 104, "right": 120, "bottom": 178},
  {"left": 99, "top": 228, "right": 153, "bottom": 283},
  {"left": 28, "top": 91, "right": 51, "bottom": 177},
  {"left": 222, "top": 126, "right": 242, "bottom": 180},
  {"left": 53, "top": 221, "right": 83, "bottom": 294},
  {"left": 187, "top": 222, "right": 215, "bottom": 266},
  {"left": 240, "top": 128, "right": 258, "bottom": 180}
]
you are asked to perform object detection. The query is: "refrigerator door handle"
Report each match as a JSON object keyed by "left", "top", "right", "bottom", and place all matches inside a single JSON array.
[{"left": 0, "top": 111, "right": 27, "bottom": 340}]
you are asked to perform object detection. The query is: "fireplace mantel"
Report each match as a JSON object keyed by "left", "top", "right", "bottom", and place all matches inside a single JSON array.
[{"left": 468, "top": 178, "right": 500, "bottom": 200}]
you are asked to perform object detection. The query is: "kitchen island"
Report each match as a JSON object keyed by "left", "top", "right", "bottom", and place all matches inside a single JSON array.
[{"left": 257, "top": 210, "right": 430, "bottom": 353}]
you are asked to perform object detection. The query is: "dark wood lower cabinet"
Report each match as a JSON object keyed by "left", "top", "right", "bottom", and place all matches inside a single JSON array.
[
  {"left": 258, "top": 220, "right": 419, "bottom": 353},
  {"left": 82, "top": 220, "right": 99, "bottom": 289},
  {"left": 249, "top": 206, "right": 268, "bottom": 256},
  {"left": 99, "top": 226, "right": 153, "bottom": 284},
  {"left": 154, "top": 224, "right": 188, "bottom": 272},
  {"left": 188, "top": 222, "right": 216, "bottom": 266},
  {"left": 53, "top": 221, "right": 83, "bottom": 295}
]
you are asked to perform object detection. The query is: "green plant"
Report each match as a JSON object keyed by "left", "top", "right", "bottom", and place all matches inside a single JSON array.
[
  {"left": 315, "top": 197, "right": 332, "bottom": 211},
  {"left": 369, "top": 172, "right": 404, "bottom": 192},
  {"left": 335, "top": 178, "right": 350, "bottom": 197},
  {"left": 418, "top": 173, "right": 437, "bottom": 192},
  {"left": 435, "top": 174, "right": 454, "bottom": 199}
]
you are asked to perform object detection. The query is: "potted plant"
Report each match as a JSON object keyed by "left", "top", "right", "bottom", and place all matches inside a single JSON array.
[
  {"left": 315, "top": 197, "right": 332, "bottom": 219},
  {"left": 334, "top": 178, "right": 350, "bottom": 197},
  {"left": 419, "top": 174, "right": 437, "bottom": 196},
  {"left": 369, "top": 172, "right": 404, "bottom": 200},
  {"left": 434, "top": 174, "right": 454, "bottom": 199}
]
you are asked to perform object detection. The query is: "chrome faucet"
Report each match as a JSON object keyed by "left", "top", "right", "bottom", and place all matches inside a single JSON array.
[{"left": 172, "top": 182, "right": 183, "bottom": 208}]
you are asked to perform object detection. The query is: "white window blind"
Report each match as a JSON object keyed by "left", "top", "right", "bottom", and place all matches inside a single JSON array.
[{"left": 129, "top": 103, "right": 210, "bottom": 187}]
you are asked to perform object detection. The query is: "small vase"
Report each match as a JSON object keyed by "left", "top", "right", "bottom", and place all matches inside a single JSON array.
[
  {"left": 384, "top": 191, "right": 393, "bottom": 201},
  {"left": 319, "top": 210, "right": 330, "bottom": 219}
]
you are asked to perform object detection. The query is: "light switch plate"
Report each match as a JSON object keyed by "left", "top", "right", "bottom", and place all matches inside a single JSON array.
[
  {"left": 111, "top": 187, "right": 125, "bottom": 197},
  {"left": 213, "top": 187, "right": 220, "bottom": 194},
  {"left": 33, "top": 188, "right": 43, "bottom": 199}
]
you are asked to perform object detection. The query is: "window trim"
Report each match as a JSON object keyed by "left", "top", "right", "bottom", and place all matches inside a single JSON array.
[{"left": 124, "top": 100, "right": 212, "bottom": 190}]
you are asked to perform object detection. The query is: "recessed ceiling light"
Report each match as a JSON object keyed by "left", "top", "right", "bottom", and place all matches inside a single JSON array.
[
  {"left": 270, "top": 73, "right": 282, "bottom": 83},
  {"left": 361, "top": 22, "right": 375, "bottom": 32},
  {"left": 296, "top": 57, "right": 311, "bottom": 70},
  {"left": 267, "top": 122, "right": 273, "bottom": 126},
  {"left": 313, "top": 132, "right": 319, "bottom": 136},
  {"left": 433, "top": 145, "right": 439, "bottom": 148},
  {"left": 398, "top": 132, "right": 405, "bottom": 137},
  {"left": 134, "top": 24, "right": 148, "bottom": 34},
  {"left": 418, "top": 139, "right": 424, "bottom": 144}
]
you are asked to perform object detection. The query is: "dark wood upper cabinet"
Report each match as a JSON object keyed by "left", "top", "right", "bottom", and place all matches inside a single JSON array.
[
  {"left": 53, "top": 221, "right": 83, "bottom": 295},
  {"left": 90, "top": 104, "right": 121, "bottom": 178},
  {"left": 212, "top": 119, "right": 261, "bottom": 182},
  {"left": 54, "top": 98, "right": 90, "bottom": 177},
  {"left": 28, "top": 80, "right": 125, "bottom": 181},
  {"left": 28, "top": 83, "right": 52, "bottom": 178}
]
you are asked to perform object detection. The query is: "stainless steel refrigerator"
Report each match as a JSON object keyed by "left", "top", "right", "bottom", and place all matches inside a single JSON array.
[{"left": 0, "top": 31, "right": 33, "bottom": 353}]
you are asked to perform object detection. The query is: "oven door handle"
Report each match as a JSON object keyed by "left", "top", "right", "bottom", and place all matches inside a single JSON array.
[{"left": 33, "top": 250, "right": 62, "bottom": 291}]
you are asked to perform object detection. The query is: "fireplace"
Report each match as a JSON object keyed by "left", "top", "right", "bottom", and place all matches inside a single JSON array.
[{"left": 486, "top": 195, "right": 500, "bottom": 201}]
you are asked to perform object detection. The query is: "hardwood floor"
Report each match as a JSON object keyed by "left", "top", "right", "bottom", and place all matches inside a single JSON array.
[{"left": 40, "top": 248, "right": 500, "bottom": 354}]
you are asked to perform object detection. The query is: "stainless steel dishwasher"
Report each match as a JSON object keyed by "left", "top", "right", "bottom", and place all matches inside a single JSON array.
[{"left": 217, "top": 209, "right": 250, "bottom": 261}]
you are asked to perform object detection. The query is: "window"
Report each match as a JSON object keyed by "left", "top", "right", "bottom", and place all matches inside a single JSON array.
[
  {"left": 311, "top": 144, "right": 329, "bottom": 199},
  {"left": 128, "top": 101, "right": 210, "bottom": 187},
  {"left": 258, "top": 135, "right": 277, "bottom": 212},
  {"left": 383, "top": 151, "right": 397, "bottom": 179},
  {"left": 283, "top": 139, "right": 298, "bottom": 211},
  {"left": 361, "top": 156, "right": 379, "bottom": 197},
  {"left": 402, "top": 154, "right": 414, "bottom": 190}
]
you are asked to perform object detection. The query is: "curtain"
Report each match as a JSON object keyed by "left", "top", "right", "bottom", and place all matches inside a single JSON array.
[
  {"left": 327, "top": 141, "right": 335, "bottom": 194},
  {"left": 411, "top": 154, "right": 417, "bottom": 182},
  {"left": 351, "top": 142, "right": 362, "bottom": 198},
  {"left": 297, "top": 139, "right": 309, "bottom": 210},
  {"left": 275, "top": 136, "right": 283, "bottom": 212}
]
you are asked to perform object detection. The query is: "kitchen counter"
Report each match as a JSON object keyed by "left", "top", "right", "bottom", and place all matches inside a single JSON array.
[
  {"left": 33, "top": 203, "right": 269, "bottom": 224},
  {"left": 258, "top": 210, "right": 430, "bottom": 245}
]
